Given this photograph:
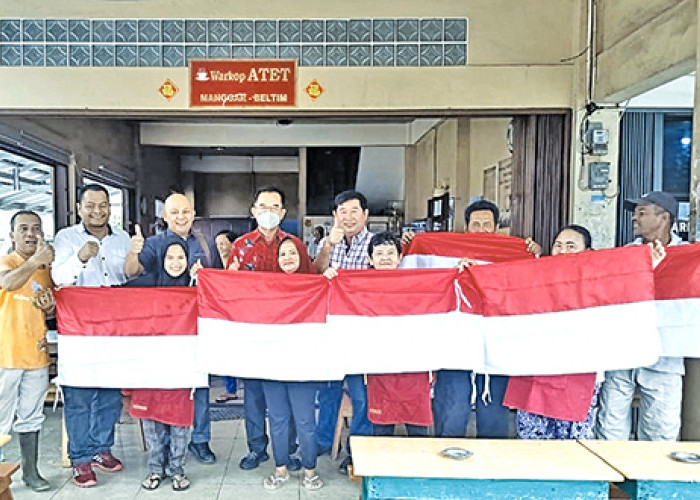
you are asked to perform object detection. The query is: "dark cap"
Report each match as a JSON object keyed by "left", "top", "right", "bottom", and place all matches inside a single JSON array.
[{"left": 624, "top": 191, "right": 677, "bottom": 219}]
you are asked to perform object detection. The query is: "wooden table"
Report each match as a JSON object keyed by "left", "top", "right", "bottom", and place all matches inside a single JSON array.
[
  {"left": 580, "top": 440, "right": 700, "bottom": 499},
  {"left": 351, "top": 436, "right": 623, "bottom": 499},
  {"left": 0, "top": 436, "right": 19, "bottom": 500}
]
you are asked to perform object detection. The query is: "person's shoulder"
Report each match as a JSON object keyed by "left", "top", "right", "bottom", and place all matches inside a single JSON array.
[
  {"left": 111, "top": 226, "right": 131, "bottom": 240},
  {"left": 53, "top": 223, "right": 80, "bottom": 239},
  {"left": 0, "top": 252, "right": 19, "bottom": 268}
]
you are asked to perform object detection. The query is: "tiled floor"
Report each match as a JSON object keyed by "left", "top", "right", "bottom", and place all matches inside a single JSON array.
[{"left": 3, "top": 408, "right": 360, "bottom": 500}]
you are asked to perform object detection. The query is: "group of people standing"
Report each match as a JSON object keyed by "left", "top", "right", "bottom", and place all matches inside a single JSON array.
[{"left": 0, "top": 181, "right": 683, "bottom": 493}]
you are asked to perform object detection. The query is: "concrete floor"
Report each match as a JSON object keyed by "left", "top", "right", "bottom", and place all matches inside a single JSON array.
[{"left": 3, "top": 408, "right": 361, "bottom": 500}]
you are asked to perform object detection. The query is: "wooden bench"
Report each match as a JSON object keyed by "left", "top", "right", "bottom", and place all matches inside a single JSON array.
[
  {"left": 0, "top": 435, "right": 19, "bottom": 500},
  {"left": 351, "top": 436, "right": 623, "bottom": 499},
  {"left": 579, "top": 440, "right": 700, "bottom": 499}
]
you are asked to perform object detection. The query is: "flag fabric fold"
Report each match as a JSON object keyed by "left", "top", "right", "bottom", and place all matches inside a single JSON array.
[
  {"left": 196, "top": 269, "right": 335, "bottom": 381},
  {"left": 401, "top": 232, "right": 534, "bottom": 269},
  {"left": 654, "top": 244, "right": 700, "bottom": 357},
  {"left": 466, "top": 246, "right": 662, "bottom": 375},
  {"left": 55, "top": 287, "right": 207, "bottom": 388}
]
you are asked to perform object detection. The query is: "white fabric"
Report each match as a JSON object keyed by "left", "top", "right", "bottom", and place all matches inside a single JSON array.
[
  {"left": 400, "top": 254, "right": 461, "bottom": 269},
  {"left": 197, "top": 318, "right": 340, "bottom": 381},
  {"left": 478, "top": 300, "right": 662, "bottom": 375},
  {"left": 57, "top": 335, "right": 208, "bottom": 388},
  {"left": 656, "top": 297, "right": 700, "bottom": 357},
  {"left": 51, "top": 223, "right": 131, "bottom": 286}
]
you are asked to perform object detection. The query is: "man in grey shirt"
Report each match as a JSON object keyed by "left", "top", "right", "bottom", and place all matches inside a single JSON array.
[{"left": 597, "top": 191, "right": 684, "bottom": 441}]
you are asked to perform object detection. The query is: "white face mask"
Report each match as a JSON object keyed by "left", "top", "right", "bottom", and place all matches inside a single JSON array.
[{"left": 256, "top": 211, "right": 281, "bottom": 230}]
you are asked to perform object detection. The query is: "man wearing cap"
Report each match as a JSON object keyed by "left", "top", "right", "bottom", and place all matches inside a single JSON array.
[{"left": 596, "top": 191, "right": 685, "bottom": 441}]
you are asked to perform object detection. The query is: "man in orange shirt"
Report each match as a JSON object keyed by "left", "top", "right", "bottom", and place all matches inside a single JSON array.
[{"left": 0, "top": 210, "right": 55, "bottom": 491}]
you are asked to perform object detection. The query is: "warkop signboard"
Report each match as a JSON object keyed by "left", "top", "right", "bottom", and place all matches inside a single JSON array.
[{"left": 189, "top": 59, "right": 296, "bottom": 107}]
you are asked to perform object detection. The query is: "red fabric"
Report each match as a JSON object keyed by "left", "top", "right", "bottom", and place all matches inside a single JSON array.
[
  {"left": 366, "top": 372, "right": 433, "bottom": 426},
  {"left": 327, "top": 268, "right": 457, "bottom": 316},
  {"left": 404, "top": 232, "right": 534, "bottom": 262},
  {"left": 128, "top": 389, "right": 194, "bottom": 426},
  {"left": 467, "top": 246, "right": 654, "bottom": 316},
  {"left": 197, "top": 269, "right": 328, "bottom": 324},
  {"left": 55, "top": 287, "right": 197, "bottom": 336},
  {"left": 654, "top": 244, "right": 700, "bottom": 300},
  {"left": 227, "top": 229, "right": 312, "bottom": 273},
  {"left": 503, "top": 373, "right": 596, "bottom": 422}
]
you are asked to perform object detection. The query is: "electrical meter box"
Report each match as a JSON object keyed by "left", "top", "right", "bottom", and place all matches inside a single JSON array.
[
  {"left": 588, "top": 162, "right": 610, "bottom": 190},
  {"left": 585, "top": 122, "right": 609, "bottom": 155}
]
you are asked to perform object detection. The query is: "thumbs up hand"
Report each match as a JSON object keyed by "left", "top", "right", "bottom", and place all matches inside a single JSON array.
[
  {"left": 190, "top": 258, "right": 203, "bottom": 279},
  {"left": 129, "top": 224, "right": 145, "bottom": 255},
  {"left": 32, "top": 234, "right": 55, "bottom": 267}
]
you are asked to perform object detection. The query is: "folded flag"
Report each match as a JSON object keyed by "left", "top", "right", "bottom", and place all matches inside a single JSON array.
[
  {"left": 367, "top": 372, "right": 433, "bottom": 426},
  {"left": 401, "top": 232, "right": 534, "bottom": 269},
  {"left": 55, "top": 287, "right": 207, "bottom": 388},
  {"left": 327, "top": 268, "right": 484, "bottom": 374},
  {"left": 466, "top": 245, "right": 661, "bottom": 375},
  {"left": 654, "top": 244, "right": 700, "bottom": 357},
  {"left": 197, "top": 269, "right": 334, "bottom": 381}
]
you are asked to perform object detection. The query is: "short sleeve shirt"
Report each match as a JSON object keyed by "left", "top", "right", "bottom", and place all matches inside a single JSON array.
[
  {"left": 0, "top": 252, "right": 53, "bottom": 369},
  {"left": 228, "top": 229, "right": 309, "bottom": 272},
  {"left": 323, "top": 227, "right": 374, "bottom": 270}
]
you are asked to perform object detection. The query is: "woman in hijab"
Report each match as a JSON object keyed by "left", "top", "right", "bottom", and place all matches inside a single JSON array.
[{"left": 261, "top": 237, "right": 323, "bottom": 491}]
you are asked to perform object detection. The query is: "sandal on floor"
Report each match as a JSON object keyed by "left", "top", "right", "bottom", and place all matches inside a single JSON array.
[
  {"left": 141, "top": 473, "right": 162, "bottom": 490},
  {"left": 263, "top": 472, "right": 290, "bottom": 490},
  {"left": 302, "top": 474, "right": 324, "bottom": 491},
  {"left": 172, "top": 474, "right": 191, "bottom": 491}
]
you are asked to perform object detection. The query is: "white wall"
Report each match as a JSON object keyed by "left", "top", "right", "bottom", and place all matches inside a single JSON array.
[{"left": 356, "top": 147, "right": 405, "bottom": 212}]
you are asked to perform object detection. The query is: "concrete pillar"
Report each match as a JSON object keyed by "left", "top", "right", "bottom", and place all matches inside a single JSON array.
[{"left": 680, "top": 0, "right": 700, "bottom": 441}]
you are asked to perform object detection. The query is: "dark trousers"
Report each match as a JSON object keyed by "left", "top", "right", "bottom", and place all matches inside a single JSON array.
[
  {"left": 243, "top": 379, "right": 269, "bottom": 454},
  {"left": 315, "top": 381, "right": 342, "bottom": 451},
  {"left": 262, "top": 381, "right": 318, "bottom": 469},
  {"left": 191, "top": 387, "right": 210, "bottom": 445},
  {"left": 63, "top": 386, "right": 122, "bottom": 465},
  {"left": 433, "top": 370, "right": 510, "bottom": 438}
]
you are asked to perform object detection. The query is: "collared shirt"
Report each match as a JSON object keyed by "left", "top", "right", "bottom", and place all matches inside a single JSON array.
[
  {"left": 630, "top": 231, "right": 686, "bottom": 375},
  {"left": 52, "top": 223, "right": 131, "bottom": 287},
  {"left": 322, "top": 227, "right": 373, "bottom": 270},
  {"left": 229, "top": 229, "right": 309, "bottom": 272},
  {"left": 139, "top": 229, "right": 222, "bottom": 275},
  {"left": 0, "top": 252, "right": 53, "bottom": 369}
]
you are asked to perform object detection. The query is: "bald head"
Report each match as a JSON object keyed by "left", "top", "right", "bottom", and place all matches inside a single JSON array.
[{"left": 163, "top": 193, "right": 195, "bottom": 238}]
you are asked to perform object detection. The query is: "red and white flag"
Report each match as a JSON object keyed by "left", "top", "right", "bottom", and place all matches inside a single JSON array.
[
  {"left": 327, "top": 268, "right": 484, "bottom": 374},
  {"left": 465, "top": 245, "right": 661, "bottom": 375},
  {"left": 655, "top": 244, "right": 700, "bottom": 357},
  {"left": 401, "top": 232, "right": 534, "bottom": 268},
  {"left": 55, "top": 287, "right": 207, "bottom": 388},
  {"left": 197, "top": 269, "right": 334, "bottom": 381}
]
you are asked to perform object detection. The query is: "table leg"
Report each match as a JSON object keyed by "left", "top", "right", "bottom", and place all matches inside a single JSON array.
[
  {"left": 61, "top": 415, "right": 70, "bottom": 468},
  {"left": 620, "top": 480, "right": 700, "bottom": 500},
  {"left": 362, "top": 476, "right": 610, "bottom": 499}
]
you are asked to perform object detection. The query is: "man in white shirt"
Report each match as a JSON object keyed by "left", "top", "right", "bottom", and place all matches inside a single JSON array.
[{"left": 52, "top": 184, "right": 131, "bottom": 487}]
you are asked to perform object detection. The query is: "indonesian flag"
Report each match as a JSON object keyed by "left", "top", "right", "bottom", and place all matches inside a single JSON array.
[
  {"left": 401, "top": 232, "right": 534, "bottom": 269},
  {"left": 466, "top": 245, "right": 661, "bottom": 375},
  {"left": 197, "top": 269, "right": 335, "bottom": 381},
  {"left": 327, "top": 268, "right": 484, "bottom": 374},
  {"left": 655, "top": 244, "right": 700, "bottom": 357},
  {"left": 55, "top": 287, "right": 207, "bottom": 388}
]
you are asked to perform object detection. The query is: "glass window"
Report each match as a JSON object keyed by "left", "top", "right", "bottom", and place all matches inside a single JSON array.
[
  {"left": 0, "top": 149, "right": 55, "bottom": 254},
  {"left": 662, "top": 114, "right": 692, "bottom": 200}
]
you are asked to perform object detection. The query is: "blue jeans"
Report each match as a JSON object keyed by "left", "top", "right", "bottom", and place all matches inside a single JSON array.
[
  {"left": 433, "top": 370, "right": 510, "bottom": 438},
  {"left": 63, "top": 386, "right": 122, "bottom": 465},
  {"left": 316, "top": 381, "right": 342, "bottom": 451},
  {"left": 224, "top": 377, "right": 237, "bottom": 394},
  {"left": 346, "top": 374, "right": 373, "bottom": 440},
  {"left": 263, "top": 381, "right": 318, "bottom": 469},
  {"left": 191, "top": 387, "right": 210, "bottom": 445}
]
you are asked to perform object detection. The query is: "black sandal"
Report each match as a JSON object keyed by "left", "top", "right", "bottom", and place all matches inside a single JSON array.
[{"left": 141, "top": 473, "right": 162, "bottom": 490}]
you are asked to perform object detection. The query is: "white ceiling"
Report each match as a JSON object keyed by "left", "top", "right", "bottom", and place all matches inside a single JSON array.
[{"left": 627, "top": 74, "right": 695, "bottom": 108}]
